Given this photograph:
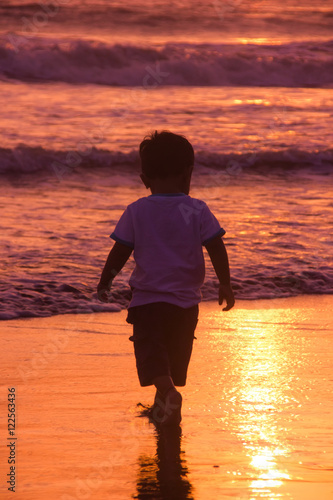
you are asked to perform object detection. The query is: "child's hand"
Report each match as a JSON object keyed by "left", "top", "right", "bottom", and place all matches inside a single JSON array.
[
  {"left": 97, "top": 284, "right": 110, "bottom": 303},
  {"left": 219, "top": 284, "right": 235, "bottom": 311}
]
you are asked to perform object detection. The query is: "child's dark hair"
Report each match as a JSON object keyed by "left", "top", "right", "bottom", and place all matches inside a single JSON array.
[{"left": 139, "top": 130, "right": 194, "bottom": 179}]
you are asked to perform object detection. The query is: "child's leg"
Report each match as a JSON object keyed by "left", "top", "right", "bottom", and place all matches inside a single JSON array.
[
  {"left": 152, "top": 375, "right": 182, "bottom": 426},
  {"left": 153, "top": 375, "right": 175, "bottom": 397},
  {"left": 126, "top": 302, "right": 197, "bottom": 425},
  {"left": 152, "top": 304, "right": 198, "bottom": 425}
]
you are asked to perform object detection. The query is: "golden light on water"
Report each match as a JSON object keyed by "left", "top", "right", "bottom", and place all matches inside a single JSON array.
[
  {"left": 239, "top": 38, "right": 283, "bottom": 45},
  {"left": 201, "top": 301, "right": 317, "bottom": 498},
  {"left": 233, "top": 99, "right": 271, "bottom": 105},
  {"left": 250, "top": 448, "right": 291, "bottom": 492},
  {"left": 235, "top": 321, "right": 292, "bottom": 497}
]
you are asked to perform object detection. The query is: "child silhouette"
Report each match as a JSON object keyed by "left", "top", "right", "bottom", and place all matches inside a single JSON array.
[{"left": 98, "top": 131, "right": 234, "bottom": 425}]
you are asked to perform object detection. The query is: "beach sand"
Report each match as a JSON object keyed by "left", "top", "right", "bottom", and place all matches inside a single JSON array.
[{"left": 0, "top": 295, "right": 332, "bottom": 500}]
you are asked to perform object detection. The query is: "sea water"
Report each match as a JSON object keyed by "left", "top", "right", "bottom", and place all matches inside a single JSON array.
[{"left": 0, "top": 0, "right": 332, "bottom": 319}]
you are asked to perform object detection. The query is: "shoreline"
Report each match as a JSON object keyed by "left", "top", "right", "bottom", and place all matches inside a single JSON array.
[{"left": 2, "top": 292, "right": 333, "bottom": 323}]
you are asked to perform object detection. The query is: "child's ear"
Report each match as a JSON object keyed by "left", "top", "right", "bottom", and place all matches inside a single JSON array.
[{"left": 140, "top": 173, "right": 150, "bottom": 189}]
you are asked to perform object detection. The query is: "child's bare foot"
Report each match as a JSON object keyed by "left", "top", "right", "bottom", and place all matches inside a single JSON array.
[
  {"left": 160, "top": 387, "right": 182, "bottom": 426},
  {"left": 149, "top": 390, "right": 165, "bottom": 422}
]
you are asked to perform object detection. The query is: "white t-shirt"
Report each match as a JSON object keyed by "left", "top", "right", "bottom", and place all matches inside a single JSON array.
[{"left": 110, "top": 193, "right": 225, "bottom": 308}]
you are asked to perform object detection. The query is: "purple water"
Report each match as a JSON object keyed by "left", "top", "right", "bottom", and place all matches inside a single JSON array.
[{"left": 0, "top": 0, "right": 332, "bottom": 319}]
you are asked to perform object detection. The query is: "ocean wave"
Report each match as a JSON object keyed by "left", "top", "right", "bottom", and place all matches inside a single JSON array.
[
  {"left": 1, "top": 1, "right": 332, "bottom": 43},
  {"left": 1, "top": 270, "right": 332, "bottom": 320},
  {"left": 0, "top": 145, "right": 332, "bottom": 178},
  {"left": 1, "top": 36, "right": 333, "bottom": 88}
]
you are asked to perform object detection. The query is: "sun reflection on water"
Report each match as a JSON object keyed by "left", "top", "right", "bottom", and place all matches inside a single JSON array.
[{"left": 208, "top": 305, "right": 306, "bottom": 498}]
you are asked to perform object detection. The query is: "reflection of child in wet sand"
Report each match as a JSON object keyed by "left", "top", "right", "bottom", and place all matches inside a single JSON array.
[{"left": 97, "top": 131, "right": 235, "bottom": 425}]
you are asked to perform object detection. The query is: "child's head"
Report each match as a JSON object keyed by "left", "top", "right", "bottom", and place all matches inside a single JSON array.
[{"left": 139, "top": 130, "right": 194, "bottom": 180}]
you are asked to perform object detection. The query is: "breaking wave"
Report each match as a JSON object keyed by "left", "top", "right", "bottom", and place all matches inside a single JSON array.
[
  {"left": 0, "top": 145, "right": 332, "bottom": 178},
  {"left": 1, "top": 36, "right": 333, "bottom": 88}
]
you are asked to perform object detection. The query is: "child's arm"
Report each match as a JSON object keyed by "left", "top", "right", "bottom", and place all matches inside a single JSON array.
[
  {"left": 204, "top": 236, "right": 235, "bottom": 311},
  {"left": 97, "top": 241, "right": 133, "bottom": 302}
]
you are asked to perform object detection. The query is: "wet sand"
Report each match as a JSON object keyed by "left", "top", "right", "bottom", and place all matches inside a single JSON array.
[{"left": 0, "top": 296, "right": 333, "bottom": 499}]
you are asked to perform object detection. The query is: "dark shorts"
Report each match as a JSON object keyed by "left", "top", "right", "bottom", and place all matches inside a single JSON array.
[{"left": 126, "top": 301, "right": 199, "bottom": 387}]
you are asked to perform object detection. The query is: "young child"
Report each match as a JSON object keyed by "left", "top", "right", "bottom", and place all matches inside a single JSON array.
[{"left": 97, "top": 131, "right": 235, "bottom": 426}]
